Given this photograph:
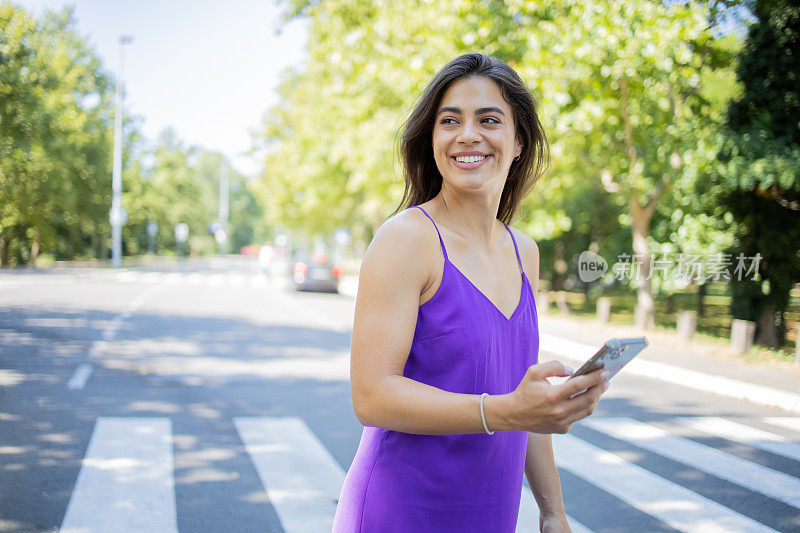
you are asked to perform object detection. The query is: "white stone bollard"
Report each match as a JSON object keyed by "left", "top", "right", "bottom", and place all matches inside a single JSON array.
[
  {"left": 730, "top": 319, "right": 756, "bottom": 355},
  {"left": 677, "top": 310, "right": 696, "bottom": 341}
]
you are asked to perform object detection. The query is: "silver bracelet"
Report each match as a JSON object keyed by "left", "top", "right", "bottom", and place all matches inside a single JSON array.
[{"left": 480, "top": 393, "right": 495, "bottom": 435}]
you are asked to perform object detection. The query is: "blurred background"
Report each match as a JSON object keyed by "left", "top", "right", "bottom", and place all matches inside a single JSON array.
[{"left": 1, "top": 0, "right": 798, "bottom": 358}]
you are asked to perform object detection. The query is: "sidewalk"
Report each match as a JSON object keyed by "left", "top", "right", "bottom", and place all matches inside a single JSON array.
[
  {"left": 339, "top": 275, "right": 800, "bottom": 413},
  {"left": 539, "top": 313, "right": 800, "bottom": 413}
]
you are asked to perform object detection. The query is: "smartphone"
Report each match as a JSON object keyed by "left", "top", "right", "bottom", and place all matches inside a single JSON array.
[{"left": 567, "top": 337, "right": 648, "bottom": 397}]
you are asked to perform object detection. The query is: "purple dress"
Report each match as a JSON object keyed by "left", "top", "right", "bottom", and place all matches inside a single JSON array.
[{"left": 333, "top": 205, "right": 540, "bottom": 532}]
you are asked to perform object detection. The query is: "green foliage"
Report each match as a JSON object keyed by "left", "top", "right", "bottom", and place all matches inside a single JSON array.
[
  {"left": 0, "top": 4, "right": 113, "bottom": 264},
  {"left": 259, "top": 0, "right": 740, "bottom": 296},
  {"left": 708, "top": 0, "right": 800, "bottom": 346},
  {"left": 0, "top": 4, "right": 266, "bottom": 264}
]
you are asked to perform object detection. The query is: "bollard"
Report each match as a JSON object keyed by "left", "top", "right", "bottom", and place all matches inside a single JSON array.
[
  {"left": 596, "top": 297, "right": 611, "bottom": 324},
  {"left": 677, "top": 310, "right": 696, "bottom": 341},
  {"left": 795, "top": 325, "right": 799, "bottom": 365},
  {"left": 555, "top": 292, "right": 570, "bottom": 315},
  {"left": 634, "top": 304, "right": 654, "bottom": 330},
  {"left": 730, "top": 319, "right": 756, "bottom": 355},
  {"left": 537, "top": 292, "right": 549, "bottom": 316}
]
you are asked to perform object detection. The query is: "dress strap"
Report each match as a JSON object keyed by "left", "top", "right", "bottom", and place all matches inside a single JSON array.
[
  {"left": 502, "top": 222, "right": 525, "bottom": 278},
  {"left": 411, "top": 206, "right": 448, "bottom": 261}
]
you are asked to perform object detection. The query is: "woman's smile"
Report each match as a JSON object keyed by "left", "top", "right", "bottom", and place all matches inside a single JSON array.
[{"left": 451, "top": 151, "right": 492, "bottom": 170}]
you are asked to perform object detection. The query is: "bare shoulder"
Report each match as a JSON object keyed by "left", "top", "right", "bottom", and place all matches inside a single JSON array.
[
  {"left": 360, "top": 207, "right": 440, "bottom": 293},
  {"left": 507, "top": 226, "right": 540, "bottom": 285}
]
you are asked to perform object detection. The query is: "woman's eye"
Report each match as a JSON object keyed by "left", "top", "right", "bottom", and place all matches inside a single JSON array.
[
  {"left": 440, "top": 117, "right": 458, "bottom": 125},
  {"left": 482, "top": 116, "right": 501, "bottom": 124}
]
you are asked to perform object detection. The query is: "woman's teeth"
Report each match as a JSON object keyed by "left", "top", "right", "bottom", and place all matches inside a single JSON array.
[{"left": 454, "top": 155, "right": 487, "bottom": 163}]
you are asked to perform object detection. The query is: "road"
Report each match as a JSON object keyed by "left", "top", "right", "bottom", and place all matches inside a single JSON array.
[{"left": 1, "top": 256, "right": 798, "bottom": 532}]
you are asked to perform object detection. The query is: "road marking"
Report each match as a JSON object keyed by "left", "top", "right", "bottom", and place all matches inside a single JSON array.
[
  {"left": 229, "top": 274, "right": 246, "bottom": 287},
  {"left": 764, "top": 417, "right": 800, "bottom": 433},
  {"left": 78, "top": 284, "right": 166, "bottom": 388},
  {"left": 517, "top": 485, "right": 590, "bottom": 533},
  {"left": 207, "top": 274, "right": 225, "bottom": 287},
  {"left": 583, "top": 417, "right": 800, "bottom": 510},
  {"left": 539, "top": 332, "right": 800, "bottom": 413},
  {"left": 66, "top": 364, "right": 93, "bottom": 390},
  {"left": 675, "top": 416, "right": 800, "bottom": 462},
  {"left": 553, "top": 432, "right": 776, "bottom": 533},
  {"left": 59, "top": 418, "right": 177, "bottom": 533},
  {"left": 233, "top": 417, "right": 344, "bottom": 533}
]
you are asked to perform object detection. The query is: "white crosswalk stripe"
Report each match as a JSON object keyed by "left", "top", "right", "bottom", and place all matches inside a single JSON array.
[
  {"left": 552, "top": 431, "right": 777, "bottom": 533},
  {"left": 233, "top": 417, "right": 344, "bottom": 532},
  {"left": 104, "top": 270, "right": 276, "bottom": 290},
  {"left": 60, "top": 417, "right": 177, "bottom": 533},
  {"left": 675, "top": 416, "right": 800, "bottom": 462},
  {"left": 764, "top": 417, "right": 800, "bottom": 433},
  {"left": 58, "top": 416, "right": 800, "bottom": 532},
  {"left": 583, "top": 417, "right": 800, "bottom": 509}
]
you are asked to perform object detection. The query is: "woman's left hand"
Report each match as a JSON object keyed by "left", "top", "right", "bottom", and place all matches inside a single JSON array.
[{"left": 540, "top": 514, "right": 573, "bottom": 533}]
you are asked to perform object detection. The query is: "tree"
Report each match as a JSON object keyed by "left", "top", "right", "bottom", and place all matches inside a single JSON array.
[
  {"left": 0, "top": 5, "right": 113, "bottom": 265},
  {"left": 708, "top": 0, "right": 800, "bottom": 348}
]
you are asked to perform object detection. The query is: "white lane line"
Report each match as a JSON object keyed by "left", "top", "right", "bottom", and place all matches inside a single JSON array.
[
  {"left": 764, "top": 417, "right": 800, "bottom": 433},
  {"left": 251, "top": 275, "right": 268, "bottom": 289},
  {"left": 552, "top": 432, "right": 776, "bottom": 533},
  {"left": 66, "top": 364, "right": 93, "bottom": 390},
  {"left": 539, "top": 333, "right": 800, "bottom": 414},
  {"left": 207, "top": 274, "right": 225, "bottom": 287},
  {"left": 675, "top": 417, "right": 800, "bottom": 462},
  {"left": 60, "top": 418, "right": 177, "bottom": 533},
  {"left": 234, "top": 417, "right": 344, "bottom": 533},
  {"left": 517, "top": 486, "right": 591, "bottom": 533},
  {"left": 229, "top": 274, "right": 246, "bottom": 287},
  {"left": 79, "top": 284, "right": 166, "bottom": 387},
  {"left": 583, "top": 417, "right": 800, "bottom": 510}
]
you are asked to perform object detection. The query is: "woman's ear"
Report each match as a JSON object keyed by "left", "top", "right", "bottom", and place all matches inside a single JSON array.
[{"left": 515, "top": 136, "right": 523, "bottom": 159}]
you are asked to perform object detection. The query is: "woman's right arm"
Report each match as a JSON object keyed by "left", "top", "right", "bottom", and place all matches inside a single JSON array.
[{"left": 349, "top": 214, "right": 606, "bottom": 435}]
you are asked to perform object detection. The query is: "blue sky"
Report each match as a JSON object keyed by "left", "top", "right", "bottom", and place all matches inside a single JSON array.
[{"left": 16, "top": 0, "right": 308, "bottom": 176}]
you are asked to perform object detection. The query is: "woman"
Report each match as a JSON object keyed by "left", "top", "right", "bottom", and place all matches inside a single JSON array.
[{"left": 333, "top": 53, "right": 608, "bottom": 533}]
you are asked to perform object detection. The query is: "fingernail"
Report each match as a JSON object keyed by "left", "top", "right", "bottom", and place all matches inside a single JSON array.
[
  {"left": 601, "top": 370, "right": 611, "bottom": 379},
  {"left": 565, "top": 366, "right": 574, "bottom": 374}
]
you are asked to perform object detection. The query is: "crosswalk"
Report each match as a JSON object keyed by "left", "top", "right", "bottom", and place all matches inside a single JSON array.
[
  {"left": 59, "top": 416, "right": 800, "bottom": 533},
  {"left": 109, "top": 270, "right": 274, "bottom": 289}
]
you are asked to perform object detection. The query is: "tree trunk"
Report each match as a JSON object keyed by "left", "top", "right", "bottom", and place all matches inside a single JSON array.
[
  {"left": 697, "top": 282, "right": 707, "bottom": 318},
  {"left": 630, "top": 196, "right": 656, "bottom": 329},
  {"left": 30, "top": 229, "right": 40, "bottom": 266},
  {"left": 665, "top": 293, "right": 675, "bottom": 315},
  {"left": 756, "top": 304, "right": 780, "bottom": 348}
]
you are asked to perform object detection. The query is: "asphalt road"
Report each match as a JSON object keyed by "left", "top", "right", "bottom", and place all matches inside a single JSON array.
[{"left": 1, "top": 256, "right": 798, "bottom": 532}]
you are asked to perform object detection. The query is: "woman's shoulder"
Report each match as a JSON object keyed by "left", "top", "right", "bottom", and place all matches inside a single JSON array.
[
  {"left": 360, "top": 207, "right": 441, "bottom": 283},
  {"left": 505, "top": 224, "right": 540, "bottom": 275},
  {"left": 373, "top": 206, "right": 441, "bottom": 250}
]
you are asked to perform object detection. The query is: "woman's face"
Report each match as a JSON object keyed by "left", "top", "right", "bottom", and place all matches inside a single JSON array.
[{"left": 432, "top": 76, "right": 521, "bottom": 196}]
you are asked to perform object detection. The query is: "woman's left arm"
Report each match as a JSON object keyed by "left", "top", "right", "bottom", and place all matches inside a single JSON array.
[
  {"left": 524, "top": 432, "right": 572, "bottom": 532},
  {"left": 516, "top": 230, "right": 571, "bottom": 532}
]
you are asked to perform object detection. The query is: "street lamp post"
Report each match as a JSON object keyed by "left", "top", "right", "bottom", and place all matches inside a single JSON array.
[{"left": 110, "top": 35, "right": 133, "bottom": 268}]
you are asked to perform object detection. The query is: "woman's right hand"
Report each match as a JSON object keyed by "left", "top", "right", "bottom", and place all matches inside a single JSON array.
[{"left": 488, "top": 361, "right": 608, "bottom": 434}]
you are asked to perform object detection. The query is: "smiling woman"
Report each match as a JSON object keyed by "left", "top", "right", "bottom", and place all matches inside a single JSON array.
[{"left": 333, "top": 54, "right": 609, "bottom": 533}]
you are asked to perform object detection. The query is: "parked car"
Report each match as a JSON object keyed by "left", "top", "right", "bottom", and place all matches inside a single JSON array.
[{"left": 290, "top": 251, "right": 342, "bottom": 293}]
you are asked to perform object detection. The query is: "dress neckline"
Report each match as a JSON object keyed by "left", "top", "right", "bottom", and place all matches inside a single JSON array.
[{"left": 447, "top": 258, "right": 527, "bottom": 321}]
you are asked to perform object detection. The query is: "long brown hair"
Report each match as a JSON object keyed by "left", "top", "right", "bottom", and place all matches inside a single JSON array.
[{"left": 394, "top": 53, "right": 549, "bottom": 224}]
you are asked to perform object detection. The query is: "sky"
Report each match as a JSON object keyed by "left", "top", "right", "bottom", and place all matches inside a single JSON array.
[{"left": 16, "top": 0, "right": 309, "bottom": 177}]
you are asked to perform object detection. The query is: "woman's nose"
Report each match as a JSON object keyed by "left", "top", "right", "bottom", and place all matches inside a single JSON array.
[{"left": 457, "top": 121, "right": 481, "bottom": 144}]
